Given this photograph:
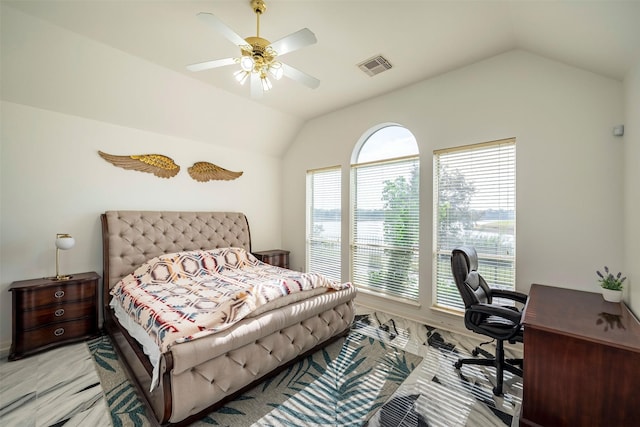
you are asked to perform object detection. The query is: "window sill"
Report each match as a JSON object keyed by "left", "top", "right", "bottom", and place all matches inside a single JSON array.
[
  {"left": 430, "top": 304, "right": 464, "bottom": 318},
  {"left": 355, "top": 286, "right": 422, "bottom": 307}
]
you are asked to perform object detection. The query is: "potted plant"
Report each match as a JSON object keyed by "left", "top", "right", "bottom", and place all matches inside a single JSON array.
[{"left": 597, "top": 266, "right": 626, "bottom": 303}]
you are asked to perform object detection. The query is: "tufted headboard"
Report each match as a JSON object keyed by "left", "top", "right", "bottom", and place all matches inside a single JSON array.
[{"left": 101, "top": 211, "right": 252, "bottom": 295}]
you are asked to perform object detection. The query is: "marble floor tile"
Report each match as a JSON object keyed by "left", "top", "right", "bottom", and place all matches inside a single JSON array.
[
  {"left": 0, "top": 343, "right": 111, "bottom": 427},
  {"left": 355, "top": 309, "right": 523, "bottom": 427}
]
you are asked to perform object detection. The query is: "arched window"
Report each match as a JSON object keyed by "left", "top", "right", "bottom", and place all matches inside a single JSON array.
[{"left": 351, "top": 124, "right": 420, "bottom": 300}]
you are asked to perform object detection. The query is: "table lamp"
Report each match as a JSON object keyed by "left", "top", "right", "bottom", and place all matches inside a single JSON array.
[{"left": 54, "top": 233, "right": 75, "bottom": 280}]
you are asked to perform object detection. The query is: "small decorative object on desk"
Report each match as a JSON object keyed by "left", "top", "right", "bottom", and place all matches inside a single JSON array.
[{"left": 597, "top": 265, "right": 626, "bottom": 303}]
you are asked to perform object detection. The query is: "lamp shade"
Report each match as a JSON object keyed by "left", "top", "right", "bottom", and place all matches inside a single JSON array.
[
  {"left": 269, "top": 62, "right": 284, "bottom": 80},
  {"left": 55, "top": 234, "right": 75, "bottom": 250},
  {"left": 240, "top": 56, "right": 254, "bottom": 72},
  {"left": 54, "top": 234, "right": 74, "bottom": 281}
]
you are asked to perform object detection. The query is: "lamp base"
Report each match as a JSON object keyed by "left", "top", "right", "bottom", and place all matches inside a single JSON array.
[{"left": 50, "top": 275, "right": 73, "bottom": 281}]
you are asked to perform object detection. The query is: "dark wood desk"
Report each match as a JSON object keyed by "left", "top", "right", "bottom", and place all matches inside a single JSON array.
[{"left": 520, "top": 284, "right": 640, "bottom": 427}]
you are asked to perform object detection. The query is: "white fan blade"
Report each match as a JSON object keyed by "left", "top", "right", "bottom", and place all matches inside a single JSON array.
[
  {"left": 268, "top": 28, "right": 317, "bottom": 56},
  {"left": 282, "top": 63, "right": 320, "bottom": 89},
  {"left": 186, "top": 57, "right": 236, "bottom": 72},
  {"left": 197, "top": 12, "right": 247, "bottom": 47},
  {"left": 250, "top": 73, "right": 263, "bottom": 99}
]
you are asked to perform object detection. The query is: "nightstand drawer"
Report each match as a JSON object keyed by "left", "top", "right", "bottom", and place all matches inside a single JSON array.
[
  {"left": 17, "top": 319, "right": 94, "bottom": 355},
  {"left": 17, "top": 281, "right": 96, "bottom": 309},
  {"left": 18, "top": 300, "right": 96, "bottom": 330}
]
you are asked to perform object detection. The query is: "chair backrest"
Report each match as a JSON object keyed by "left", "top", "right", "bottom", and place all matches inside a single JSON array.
[{"left": 451, "top": 246, "right": 492, "bottom": 308}]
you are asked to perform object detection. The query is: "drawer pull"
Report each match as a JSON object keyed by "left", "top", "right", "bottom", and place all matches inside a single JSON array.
[
  {"left": 54, "top": 308, "right": 65, "bottom": 317},
  {"left": 54, "top": 290, "right": 65, "bottom": 299},
  {"left": 54, "top": 328, "right": 65, "bottom": 337}
]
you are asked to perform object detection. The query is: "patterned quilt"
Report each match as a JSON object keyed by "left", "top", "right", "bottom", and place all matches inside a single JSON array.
[{"left": 110, "top": 247, "right": 351, "bottom": 352}]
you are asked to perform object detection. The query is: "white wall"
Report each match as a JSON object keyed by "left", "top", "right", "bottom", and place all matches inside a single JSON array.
[
  {"left": 283, "top": 50, "right": 625, "bottom": 331},
  {"left": 0, "top": 6, "right": 289, "bottom": 351},
  {"left": 624, "top": 60, "right": 640, "bottom": 318},
  {"left": 0, "top": 102, "right": 284, "bottom": 351}
]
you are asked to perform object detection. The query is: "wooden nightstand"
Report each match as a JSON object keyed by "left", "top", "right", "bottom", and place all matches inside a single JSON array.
[
  {"left": 8, "top": 271, "right": 100, "bottom": 361},
  {"left": 253, "top": 249, "right": 290, "bottom": 269}
]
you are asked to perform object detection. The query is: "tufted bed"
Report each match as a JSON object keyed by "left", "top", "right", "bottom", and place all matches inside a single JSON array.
[{"left": 101, "top": 211, "right": 356, "bottom": 426}]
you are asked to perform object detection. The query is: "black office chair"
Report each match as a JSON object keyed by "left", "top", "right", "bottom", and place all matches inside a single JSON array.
[{"left": 450, "top": 246, "right": 527, "bottom": 396}]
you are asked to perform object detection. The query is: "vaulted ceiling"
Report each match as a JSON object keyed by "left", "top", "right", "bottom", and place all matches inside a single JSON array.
[{"left": 5, "top": 0, "right": 640, "bottom": 121}]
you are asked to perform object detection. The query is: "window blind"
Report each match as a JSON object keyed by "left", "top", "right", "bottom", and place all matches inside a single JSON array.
[
  {"left": 433, "top": 138, "right": 516, "bottom": 311},
  {"left": 351, "top": 156, "right": 420, "bottom": 300},
  {"left": 306, "top": 167, "right": 341, "bottom": 282}
]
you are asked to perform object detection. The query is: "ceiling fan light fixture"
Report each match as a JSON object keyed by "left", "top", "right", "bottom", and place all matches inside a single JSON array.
[
  {"left": 261, "top": 76, "right": 273, "bottom": 91},
  {"left": 240, "top": 55, "right": 255, "bottom": 72},
  {"left": 188, "top": 0, "right": 319, "bottom": 97},
  {"left": 234, "top": 70, "right": 250, "bottom": 85},
  {"left": 269, "top": 62, "right": 284, "bottom": 80}
]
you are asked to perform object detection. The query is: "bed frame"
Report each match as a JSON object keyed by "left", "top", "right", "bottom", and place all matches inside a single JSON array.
[{"left": 101, "top": 211, "right": 356, "bottom": 426}]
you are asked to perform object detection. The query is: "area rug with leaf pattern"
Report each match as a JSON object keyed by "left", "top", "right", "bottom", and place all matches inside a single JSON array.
[{"left": 88, "top": 329, "right": 422, "bottom": 426}]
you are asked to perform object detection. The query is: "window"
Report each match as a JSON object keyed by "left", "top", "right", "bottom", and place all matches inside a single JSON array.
[
  {"left": 433, "top": 138, "right": 516, "bottom": 311},
  {"left": 306, "top": 166, "right": 341, "bottom": 281},
  {"left": 351, "top": 125, "right": 420, "bottom": 300}
]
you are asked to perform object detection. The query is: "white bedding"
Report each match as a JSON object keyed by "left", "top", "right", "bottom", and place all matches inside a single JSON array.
[{"left": 110, "top": 297, "right": 163, "bottom": 391}]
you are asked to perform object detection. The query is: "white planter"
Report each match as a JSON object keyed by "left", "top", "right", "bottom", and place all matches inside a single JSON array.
[{"left": 602, "top": 288, "right": 622, "bottom": 303}]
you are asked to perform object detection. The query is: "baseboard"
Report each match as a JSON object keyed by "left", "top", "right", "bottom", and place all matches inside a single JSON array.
[{"left": 0, "top": 340, "right": 11, "bottom": 359}]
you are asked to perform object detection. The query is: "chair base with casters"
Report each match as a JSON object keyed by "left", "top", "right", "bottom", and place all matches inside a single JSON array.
[{"left": 454, "top": 339, "right": 523, "bottom": 396}]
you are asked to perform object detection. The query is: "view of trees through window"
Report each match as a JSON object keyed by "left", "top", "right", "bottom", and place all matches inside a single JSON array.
[
  {"left": 351, "top": 125, "right": 420, "bottom": 300},
  {"left": 307, "top": 128, "right": 514, "bottom": 309},
  {"left": 370, "top": 166, "right": 419, "bottom": 290},
  {"left": 434, "top": 139, "right": 516, "bottom": 310}
]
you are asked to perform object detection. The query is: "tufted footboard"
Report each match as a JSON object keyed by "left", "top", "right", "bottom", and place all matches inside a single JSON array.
[{"left": 165, "top": 290, "right": 355, "bottom": 423}]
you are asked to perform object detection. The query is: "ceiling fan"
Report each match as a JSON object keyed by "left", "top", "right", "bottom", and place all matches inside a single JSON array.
[{"left": 187, "top": 0, "right": 320, "bottom": 98}]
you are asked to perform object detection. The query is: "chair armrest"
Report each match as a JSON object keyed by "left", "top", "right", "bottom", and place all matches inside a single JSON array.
[
  {"left": 469, "top": 303, "right": 522, "bottom": 324},
  {"left": 492, "top": 289, "right": 528, "bottom": 304}
]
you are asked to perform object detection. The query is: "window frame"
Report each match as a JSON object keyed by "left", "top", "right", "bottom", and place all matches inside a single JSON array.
[
  {"left": 432, "top": 137, "right": 516, "bottom": 312},
  {"left": 306, "top": 165, "right": 342, "bottom": 281}
]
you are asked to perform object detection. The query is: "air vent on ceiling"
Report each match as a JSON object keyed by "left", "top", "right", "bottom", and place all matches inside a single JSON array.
[{"left": 358, "top": 55, "right": 392, "bottom": 77}]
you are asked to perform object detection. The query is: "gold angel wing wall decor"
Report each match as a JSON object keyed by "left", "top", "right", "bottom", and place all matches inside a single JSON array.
[
  {"left": 98, "top": 151, "right": 180, "bottom": 178},
  {"left": 188, "top": 161, "right": 243, "bottom": 182}
]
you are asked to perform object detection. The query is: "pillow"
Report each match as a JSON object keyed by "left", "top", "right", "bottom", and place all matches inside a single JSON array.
[{"left": 208, "top": 247, "right": 259, "bottom": 270}]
